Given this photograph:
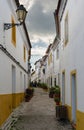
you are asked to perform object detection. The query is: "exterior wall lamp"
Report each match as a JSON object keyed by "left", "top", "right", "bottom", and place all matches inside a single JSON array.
[{"left": 4, "top": 5, "right": 27, "bottom": 30}]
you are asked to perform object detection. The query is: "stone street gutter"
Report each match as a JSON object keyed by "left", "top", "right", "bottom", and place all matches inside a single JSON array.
[{"left": 0, "top": 102, "right": 25, "bottom": 130}]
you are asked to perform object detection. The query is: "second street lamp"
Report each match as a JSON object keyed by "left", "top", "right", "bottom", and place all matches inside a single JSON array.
[{"left": 4, "top": 5, "right": 27, "bottom": 30}]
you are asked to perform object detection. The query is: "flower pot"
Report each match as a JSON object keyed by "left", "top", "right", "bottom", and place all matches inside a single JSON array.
[{"left": 56, "top": 102, "right": 60, "bottom": 105}]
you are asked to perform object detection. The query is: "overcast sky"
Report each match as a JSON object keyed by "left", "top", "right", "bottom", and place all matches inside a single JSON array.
[{"left": 19, "top": 0, "right": 58, "bottom": 69}]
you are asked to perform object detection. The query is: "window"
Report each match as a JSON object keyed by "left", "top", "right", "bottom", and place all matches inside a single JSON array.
[
  {"left": 64, "top": 12, "right": 68, "bottom": 46},
  {"left": 51, "top": 77, "right": 52, "bottom": 87},
  {"left": 23, "top": 46, "right": 26, "bottom": 62},
  {"left": 58, "top": 73, "right": 60, "bottom": 86},
  {"left": 11, "top": 16, "right": 16, "bottom": 47},
  {"left": 56, "top": 47, "right": 59, "bottom": 59},
  {"left": 54, "top": 78, "right": 56, "bottom": 86},
  {"left": 48, "top": 56, "right": 50, "bottom": 65},
  {"left": 28, "top": 50, "right": 31, "bottom": 60},
  {"left": 48, "top": 53, "right": 52, "bottom": 65},
  {"left": 50, "top": 53, "right": 52, "bottom": 63}
]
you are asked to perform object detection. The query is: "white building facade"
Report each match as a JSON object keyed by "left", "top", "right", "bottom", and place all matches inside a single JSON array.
[
  {"left": 0, "top": 0, "right": 31, "bottom": 125},
  {"left": 45, "top": 44, "right": 53, "bottom": 87},
  {"left": 55, "top": 0, "right": 84, "bottom": 129},
  {"left": 52, "top": 37, "right": 60, "bottom": 87},
  {"left": 34, "top": 59, "right": 41, "bottom": 82}
]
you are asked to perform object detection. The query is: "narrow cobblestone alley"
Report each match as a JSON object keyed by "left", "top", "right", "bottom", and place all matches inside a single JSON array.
[{"left": 9, "top": 88, "right": 73, "bottom": 130}]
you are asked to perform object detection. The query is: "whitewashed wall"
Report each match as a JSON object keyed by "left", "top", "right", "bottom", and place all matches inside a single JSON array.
[
  {"left": 60, "top": 0, "right": 84, "bottom": 111},
  {"left": 0, "top": 0, "right": 30, "bottom": 94},
  {"left": 53, "top": 43, "right": 60, "bottom": 86}
]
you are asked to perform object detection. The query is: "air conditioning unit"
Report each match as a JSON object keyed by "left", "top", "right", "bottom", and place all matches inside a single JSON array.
[{"left": 56, "top": 105, "right": 67, "bottom": 119}]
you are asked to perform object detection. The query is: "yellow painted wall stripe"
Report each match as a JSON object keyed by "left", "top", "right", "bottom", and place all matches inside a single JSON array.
[
  {"left": 0, "top": 93, "right": 24, "bottom": 126},
  {"left": 66, "top": 104, "right": 84, "bottom": 130}
]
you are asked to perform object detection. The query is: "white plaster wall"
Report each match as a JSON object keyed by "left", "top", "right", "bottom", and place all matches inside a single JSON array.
[
  {"left": 31, "top": 73, "right": 36, "bottom": 82},
  {"left": 40, "top": 66, "right": 46, "bottom": 83},
  {"left": 0, "top": 51, "right": 28, "bottom": 94},
  {"left": 53, "top": 45, "right": 60, "bottom": 84},
  {"left": 45, "top": 57, "right": 49, "bottom": 84},
  {"left": 46, "top": 60, "right": 52, "bottom": 87},
  {"left": 0, "top": 0, "right": 29, "bottom": 70},
  {"left": 0, "top": 0, "right": 29, "bottom": 94},
  {"left": 60, "top": 0, "right": 84, "bottom": 111}
]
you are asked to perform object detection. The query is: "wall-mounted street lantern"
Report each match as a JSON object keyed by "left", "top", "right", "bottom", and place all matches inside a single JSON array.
[{"left": 4, "top": 5, "right": 27, "bottom": 30}]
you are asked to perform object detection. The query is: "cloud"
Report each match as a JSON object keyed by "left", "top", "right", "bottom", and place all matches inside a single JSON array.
[
  {"left": 31, "top": 46, "right": 46, "bottom": 56},
  {"left": 30, "top": 46, "right": 46, "bottom": 68},
  {"left": 26, "top": 0, "right": 56, "bottom": 37},
  {"left": 29, "top": 34, "right": 54, "bottom": 46},
  {"left": 20, "top": 0, "right": 58, "bottom": 40},
  {"left": 19, "top": 0, "right": 58, "bottom": 68},
  {"left": 32, "top": 39, "right": 47, "bottom": 48},
  {"left": 19, "top": 0, "right": 34, "bottom": 10}
]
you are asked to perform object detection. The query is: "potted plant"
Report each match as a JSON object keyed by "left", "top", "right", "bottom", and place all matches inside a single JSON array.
[
  {"left": 54, "top": 96, "right": 60, "bottom": 105},
  {"left": 38, "top": 82, "right": 48, "bottom": 91},
  {"left": 24, "top": 87, "right": 34, "bottom": 102},
  {"left": 53, "top": 85, "right": 60, "bottom": 105},
  {"left": 42, "top": 83, "right": 48, "bottom": 91},
  {"left": 49, "top": 87, "right": 55, "bottom": 98}
]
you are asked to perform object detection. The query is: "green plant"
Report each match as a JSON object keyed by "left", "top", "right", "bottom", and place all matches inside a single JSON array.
[
  {"left": 42, "top": 83, "right": 48, "bottom": 89},
  {"left": 54, "top": 97, "right": 60, "bottom": 102},
  {"left": 38, "top": 82, "right": 48, "bottom": 89},
  {"left": 49, "top": 87, "right": 56, "bottom": 98},
  {"left": 53, "top": 85, "right": 60, "bottom": 103},
  {"left": 49, "top": 87, "right": 55, "bottom": 93},
  {"left": 54, "top": 85, "right": 60, "bottom": 94}
]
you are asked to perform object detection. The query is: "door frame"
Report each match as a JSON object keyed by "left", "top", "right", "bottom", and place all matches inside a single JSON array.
[
  {"left": 62, "top": 70, "right": 66, "bottom": 105},
  {"left": 70, "top": 69, "right": 77, "bottom": 124},
  {"left": 12, "top": 65, "right": 16, "bottom": 109}
]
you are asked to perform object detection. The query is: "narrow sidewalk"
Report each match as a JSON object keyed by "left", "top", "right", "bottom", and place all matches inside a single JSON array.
[{"left": 1, "top": 88, "right": 73, "bottom": 130}]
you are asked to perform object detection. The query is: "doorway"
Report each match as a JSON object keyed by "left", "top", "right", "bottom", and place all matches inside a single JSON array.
[
  {"left": 62, "top": 71, "right": 65, "bottom": 105},
  {"left": 71, "top": 70, "right": 77, "bottom": 124},
  {"left": 20, "top": 71, "right": 22, "bottom": 90},
  {"left": 24, "top": 74, "right": 26, "bottom": 91},
  {"left": 12, "top": 65, "right": 16, "bottom": 109}
]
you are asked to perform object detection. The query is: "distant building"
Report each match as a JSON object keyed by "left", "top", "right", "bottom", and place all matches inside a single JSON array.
[
  {"left": 52, "top": 37, "right": 60, "bottom": 87},
  {"left": 0, "top": 0, "right": 31, "bottom": 125},
  {"left": 34, "top": 59, "right": 41, "bottom": 82},
  {"left": 45, "top": 44, "right": 53, "bottom": 87},
  {"left": 31, "top": 70, "right": 36, "bottom": 82},
  {"left": 40, "top": 55, "right": 47, "bottom": 84}
]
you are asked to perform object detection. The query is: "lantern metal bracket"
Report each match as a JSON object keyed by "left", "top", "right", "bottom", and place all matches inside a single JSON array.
[
  {"left": 3, "top": 4, "right": 27, "bottom": 30},
  {"left": 4, "top": 23, "right": 22, "bottom": 30}
]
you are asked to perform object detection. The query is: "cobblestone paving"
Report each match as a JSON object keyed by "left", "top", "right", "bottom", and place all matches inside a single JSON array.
[{"left": 5, "top": 88, "right": 73, "bottom": 130}]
